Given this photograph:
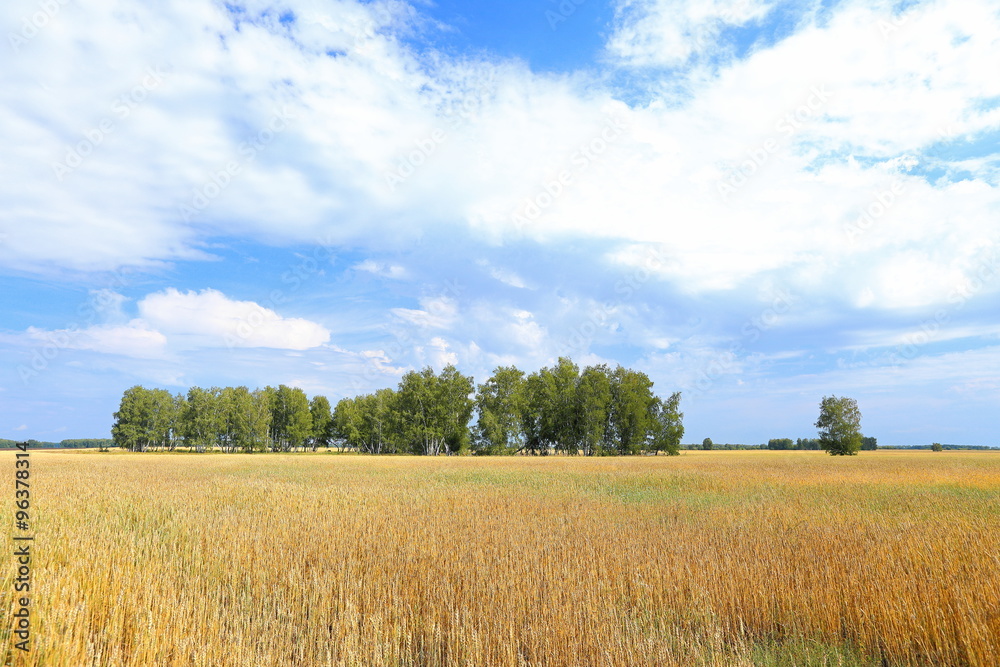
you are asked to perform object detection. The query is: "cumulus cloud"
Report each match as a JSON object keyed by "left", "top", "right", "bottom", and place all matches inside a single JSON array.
[
  {"left": 138, "top": 288, "right": 330, "bottom": 350},
  {"left": 12, "top": 288, "right": 330, "bottom": 362},
  {"left": 3, "top": 0, "right": 997, "bottom": 319}
]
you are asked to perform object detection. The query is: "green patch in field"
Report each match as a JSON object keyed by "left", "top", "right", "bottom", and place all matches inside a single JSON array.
[
  {"left": 749, "top": 637, "right": 882, "bottom": 666},
  {"left": 587, "top": 474, "right": 732, "bottom": 509}
]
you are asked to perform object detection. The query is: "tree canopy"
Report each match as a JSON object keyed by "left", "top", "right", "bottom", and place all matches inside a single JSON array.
[
  {"left": 815, "top": 395, "right": 864, "bottom": 456},
  {"left": 111, "top": 358, "right": 685, "bottom": 456}
]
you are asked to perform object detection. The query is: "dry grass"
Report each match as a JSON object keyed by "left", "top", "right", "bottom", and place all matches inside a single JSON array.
[{"left": 2, "top": 450, "right": 999, "bottom": 666}]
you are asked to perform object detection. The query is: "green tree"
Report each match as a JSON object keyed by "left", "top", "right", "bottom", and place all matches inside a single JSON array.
[
  {"left": 396, "top": 366, "right": 474, "bottom": 455},
  {"left": 768, "top": 438, "right": 794, "bottom": 450},
  {"left": 309, "top": 395, "right": 334, "bottom": 451},
  {"left": 796, "top": 437, "right": 822, "bottom": 450},
  {"left": 861, "top": 436, "right": 878, "bottom": 451},
  {"left": 576, "top": 364, "right": 613, "bottom": 456},
  {"left": 364, "top": 389, "right": 399, "bottom": 453},
  {"left": 396, "top": 368, "right": 444, "bottom": 455},
  {"left": 271, "top": 385, "right": 312, "bottom": 451},
  {"left": 336, "top": 388, "right": 398, "bottom": 454},
  {"left": 437, "top": 364, "right": 476, "bottom": 454},
  {"left": 182, "top": 386, "right": 224, "bottom": 452},
  {"left": 473, "top": 366, "right": 527, "bottom": 455},
  {"left": 607, "top": 366, "right": 655, "bottom": 455},
  {"left": 649, "top": 392, "right": 684, "bottom": 455},
  {"left": 931, "top": 442, "right": 943, "bottom": 452},
  {"left": 815, "top": 395, "right": 863, "bottom": 456},
  {"left": 702, "top": 437, "right": 713, "bottom": 451},
  {"left": 549, "top": 357, "right": 581, "bottom": 454},
  {"left": 521, "top": 370, "right": 551, "bottom": 455},
  {"left": 112, "top": 386, "right": 178, "bottom": 452},
  {"left": 219, "top": 386, "right": 255, "bottom": 453},
  {"left": 248, "top": 388, "right": 273, "bottom": 452}
]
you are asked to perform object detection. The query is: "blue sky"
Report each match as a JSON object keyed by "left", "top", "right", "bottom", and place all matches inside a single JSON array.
[{"left": 1, "top": 0, "right": 999, "bottom": 445}]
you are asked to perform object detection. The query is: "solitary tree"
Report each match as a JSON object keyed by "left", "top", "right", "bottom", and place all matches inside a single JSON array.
[
  {"left": 815, "top": 395, "right": 863, "bottom": 456},
  {"left": 931, "top": 442, "right": 943, "bottom": 452},
  {"left": 702, "top": 437, "right": 713, "bottom": 450}
]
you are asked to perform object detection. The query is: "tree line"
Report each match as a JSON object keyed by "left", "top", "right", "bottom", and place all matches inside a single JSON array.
[
  {"left": 764, "top": 436, "right": 877, "bottom": 451},
  {"left": 0, "top": 438, "right": 112, "bottom": 449},
  {"left": 111, "top": 357, "right": 685, "bottom": 455}
]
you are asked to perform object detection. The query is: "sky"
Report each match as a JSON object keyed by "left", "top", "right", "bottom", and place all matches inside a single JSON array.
[{"left": 1, "top": 0, "right": 998, "bottom": 446}]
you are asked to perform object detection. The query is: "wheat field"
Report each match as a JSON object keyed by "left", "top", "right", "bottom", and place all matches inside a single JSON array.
[{"left": 2, "top": 450, "right": 999, "bottom": 666}]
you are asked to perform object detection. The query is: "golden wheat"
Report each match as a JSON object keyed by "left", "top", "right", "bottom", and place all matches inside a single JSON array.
[{"left": 2, "top": 450, "right": 999, "bottom": 666}]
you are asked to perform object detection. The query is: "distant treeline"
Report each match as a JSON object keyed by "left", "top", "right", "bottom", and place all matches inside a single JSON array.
[
  {"left": 111, "top": 358, "right": 685, "bottom": 456},
  {"left": 683, "top": 437, "right": 877, "bottom": 451},
  {"left": 0, "top": 438, "right": 113, "bottom": 449},
  {"left": 882, "top": 444, "right": 997, "bottom": 450},
  {"left": 766, "top": 437, "right": 877, "bottom": 451}
]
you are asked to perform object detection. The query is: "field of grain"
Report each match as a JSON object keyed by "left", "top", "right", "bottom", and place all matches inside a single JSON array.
[{"left": 2, "top": 450, "right": 999, "bottom": 666}]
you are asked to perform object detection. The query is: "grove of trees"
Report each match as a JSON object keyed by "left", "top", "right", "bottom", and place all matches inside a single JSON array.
[{"left": 111, "top": 358, "right": 686, "bottom": 456}]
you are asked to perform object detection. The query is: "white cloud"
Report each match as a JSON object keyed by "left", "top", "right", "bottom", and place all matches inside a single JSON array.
[
  {"left": 26, "top": 323, "right": 168, "bottom": 359},
  {"left": 424, "top": 336, "right": 458, "bottom": 368},
  {"left": 607, "top": 0, "right": 776, "bottom": 68},
  {"left": 390, "top": 295, "right": 458, "bottom": 329},
  {"left": 354, "top": 259, "right": 408, "bottom": 279},
  {"left": 138, "top": 288, "right": 330, "bottom": 350},
  {"left": 4, "top": 0, "right": 996, "bottom": 320},
  {"left": 477, "top": 258, "right": 530, "bottom": 288}
]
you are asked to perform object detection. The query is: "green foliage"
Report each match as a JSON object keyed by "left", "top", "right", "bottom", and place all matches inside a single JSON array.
[
  {"left": 768, "top": 438, "right": 794, "bottom": 450},
  {"left": 607, "top": 366, "right": 656, "bottom": 455},
  {"left": 271, "top": 385, "right": 313, "bottom": 452},
  {"left": 108, "top": 358, "right": 684, "bottom": 457},
  {"left": 815, "top": 396, "right": 863, "bottom": 456},
  {"left": 861, "top": 436, "right": 878, "bottom": 451},
  {"left": 182, "top": 386, "right": 223, "bottom": 452},
  {"left": 576, "top": 365, "right": 613, "bottom": 456},
  {"left": 931, "top": 442, "right": 943, "bottom": 452},
  {"left": 112, "top": 386, "right": 180, "bottom": 451},
  {"left": 702, "top": 437, "right": 713, "bottom": 450},
  {"left": 649, "top": 392, "right": 684, "bottom": 456},
  {"left": 309, "top": 395, "right": 334, "bottom": 450},
  {"left": 60, "top": 438, "right": 114, "bottom": 450},
  {"left": 474, "top": 366, "right": 527, "bottom": 455},
  {"left": 395, "top": 365, "right": 474, "bottom": 455},
  {"left": 795, "top": 437, "right": 822, "bottom": 450}
]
